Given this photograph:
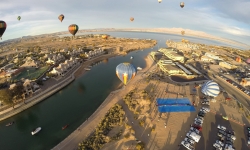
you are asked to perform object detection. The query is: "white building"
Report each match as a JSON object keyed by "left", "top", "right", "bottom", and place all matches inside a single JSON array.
[
  {"left": 50, "top": 57, "right": 77, "bottom": 76},
  {"left": 205, "top": 52, "right": 222, "bottom": 60},
  {"left": 46, "top": 53, "right": 65, "bottom": 64},
  {"left": 85, "top": 48, "right": 104, "bottom": 58}
]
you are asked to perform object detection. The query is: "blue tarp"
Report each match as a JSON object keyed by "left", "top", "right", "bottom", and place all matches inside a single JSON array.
[
  {"left": 156, "top": 98, "right": 196, "bottom": 112},
  {"left": 157, "top": 98, "right": 191, "bottom": 105},
  {"left": 158, "top": 105, "right": 196, "bottom": 112}
]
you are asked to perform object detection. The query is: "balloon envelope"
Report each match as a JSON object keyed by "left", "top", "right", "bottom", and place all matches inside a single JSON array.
[
  {"left": 58, "top": 14, "right": 64, "bottom": 22},
  {"left": 201, "top": 80, "right": 220, "bottom": 97},
  {"left": 246, "top": 58, "right": 250, "bottom": 64},
  {"left": 102, "top": 35, "right": 108, "bottom": 39},
  {"left": 158, "top": 0, "right": 162, "bottom": 3},
  {"left": 68, "top": 24, "right": 79, "bottom": 36},
  {"left": 17, "top": 16, "right": 21, "bottom": 21},
  {"left": 130, "top": 17, "right": 134, "bottom": 21},
  {"left": 180, "top": 2, "right": 185, "bottom": 8},
  {"left": 0, "top": 21, "right": 7, "bottom": 39},
  {"left": 116, "top": 63, "right": 137, "bottom": 85}
]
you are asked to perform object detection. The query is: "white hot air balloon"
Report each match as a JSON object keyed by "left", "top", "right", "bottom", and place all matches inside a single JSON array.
[
  {"left": 158, "top": 0, "right": 162, "bottom": 3},
  {"left": 201, "top": 80, "right": 220, "bottom": 97}
]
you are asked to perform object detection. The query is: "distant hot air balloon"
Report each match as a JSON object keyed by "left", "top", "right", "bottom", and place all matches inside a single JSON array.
[
  {"left": 180, "top": 2, "right": 185, "bottom": 8},
  {"left": 102, "top": 35, "right": 108, "bottom": 40},
  {"left": 17, "top": 16, "right": 21, "bottom": 21},
  {"left": 0, "top": 20, "right": 7, "bottom": 40},
  {"left": 181, "top": 30, "right": 185, "bottom": 35},
  {"left": 246, "top": 58, "right": 250, "bottom": 64},
  {"left": 158, "top": 0, "right": 162, "bottom": 3},
  {"left": 58, "top": 14, "right": 64, "bottom": 22},
  {"left": 130, "top": 17, "right": 134, "bottom": 22},
  {"left": 116, "top": 63, "right": 137, "bottom": 85},
  {"left": 68, "top": 24, "right": 79, "bottom": 37}
]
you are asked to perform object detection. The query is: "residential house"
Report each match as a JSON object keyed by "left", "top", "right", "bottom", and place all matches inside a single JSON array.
[
  {"left": 84, "top": 48, "right": 104, "bottom": 58},
  {"left": 46, "top": 53, "right": 65, "bottom": 64},
  {"left": 21, "top": 57, "right": 40, "bottom": 68},
  {"left": 50, "top": 57, "right": 77, "bottom": 76},
  {"left": 23, "top": 79, "right": 40, "bottom": 98}
]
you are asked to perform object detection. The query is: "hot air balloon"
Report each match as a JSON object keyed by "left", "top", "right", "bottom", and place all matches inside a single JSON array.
[
  {"left": 181, "top": 30, "right": 185, "bottom": 35},
  {"left": 180, "top": 2, "right": 185, "bottom": 8},
  {"left": 0, "top": 20, "right": 7, "bottom": 40},
  {"left": 116, "top": 63, "right": 137, "bottom": 85},
  {"left": 68, "top": 24, "right": 79, "bottom": 37},
  {"left": 130, "top": 17, "right": 134, "bottom": 22},
  {"left": 158, "top": 0, "right": 162, "bottom": 3},
  {"left": 17, "top": 16, "right": 21, "bottom": 21},
  {"left": 235, "top": 57, "right": 241, "bottom": 62},
  {"left": 201, "top": 80, "right": 220, "bottom": 97},
  {"left": 102, "top": 35, "right": 108, "bottom": 40},
  {"left": 58, "top": 14, "right": 64, "bottom": 22}
]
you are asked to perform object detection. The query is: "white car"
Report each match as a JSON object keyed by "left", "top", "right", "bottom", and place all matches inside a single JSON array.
[
  {"left": 213, "top": 143, "right": 222, "bottom": 150},
  {"left": 42, "top": 78, "right": 46, "bottom": 81},
  {"left": 194, "top": 118, "right": 203, "bottom": 123},
  {"left": 181, "top": 141, "right": 194, "bottom": 150},
  {"left": 216, "top": 140, "right": 224, "bottom": 147},
  {"left": 194, "top": 120, "right": 203, "bottom": 126},
  {"left": 184, "top": 137, "right": 195, "bottom": 145},
  {"left": 217, "top": 125, "right": 226, "bottom": 131},
  {"left": 201, "top": 107, "right": 210, "bottom": 112},
  {"left": 190, "top": 127, "right": 200, "bottom": 134}
]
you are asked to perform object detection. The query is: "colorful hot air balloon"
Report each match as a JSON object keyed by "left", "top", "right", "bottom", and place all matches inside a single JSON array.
[
  {"left": 158, "top": 0, "right": 162, "bottom": 3},
  {"left": 58, "top": 14, "right": 64, "bottom": 22},
  {"left": 68, "top": 24, "right": 79, "bottom": 37},
  {"left": 116, "top": 63, "right": 137, "bottom": 85},
  {"left": 130, "top": 17, "right": 134, "bottom": 22},
  {"left": 246, "top": 58, "right": 250, "bottom": 64},
  {"left": 180, "top": 2, "right": 185, "bottom": 8},
  {"left": 102, "top": 35, "right": 108, "bottom": 39},
  {"left": 181, "top": 30, "right": 185, "bottom": 35},
  {"left": 17, "top": 16, "right": 21, "bottom": 21},
  {"left": 0, "top": 21, "right": 7, "bottom": 40}
]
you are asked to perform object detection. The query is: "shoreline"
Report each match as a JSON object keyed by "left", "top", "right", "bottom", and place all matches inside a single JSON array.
[
  {"left": 0, "top": 54, "right": 116, "bottom": 122},
  {"left": 52, "top": 54, "right": 154, "bottom": 150}
]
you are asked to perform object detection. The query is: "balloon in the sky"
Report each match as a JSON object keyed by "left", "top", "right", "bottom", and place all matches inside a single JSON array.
[
  {"left": 17, "top": 16, "right": 21, "bottom": 21},
  {"left": 181, "top": 30, "right": 185, "bottom": 35},
  {"left": 0, "top": 21, "right": 7, "bottom": 40},
  {"left": 130, "top": 17, "right": 134, "bottom": 22},
  {"left": 180, "top": 2, "right": 185, "bottom": 8},
  {"left": 58, "top": 14, "right": 64, "bottom": 22},
  {"left": 68, "top": 24, "right": 79, "bottom": 37},
  {"left": 158, "top": 0, "right": 162, "bottom": 3},
  {"left": 116, "top": 63, "right": 137, "bottom": 85},
  {"left": 102, "top": 35, "right": 108, "bottom": 39}
]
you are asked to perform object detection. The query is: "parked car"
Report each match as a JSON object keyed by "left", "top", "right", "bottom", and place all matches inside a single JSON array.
[
  {"left": 213, "top": 143, "right": 222, "bottom": 150},
  {"left": 194, "top": 118, "right": 203, "bottom": 123},
  {"left": 190, "top": 127, "right": 200, "bottom": 134},
  {"left": 184, "top": 137, "right": 195, "bottom": 145},
  {"left": 192, "top": 124, "right": 202, "bottom": 131},
  {"left": 201, "top": 107, "right": 210, "bottom": 112},
  {"left": 194, "top": 120, "right": 203, "bottom": 126},
  {"left": 201, "top": 101, "right": 210, "bottom": 105},
  {"left": 218, "top": 130, "right": 227, "bottom": 136},
  {"left": 216, "top": 140, "right": 224, "bottom": 147},
  {"left": 198, "top": 111, "right": 206, "bottom": 117},
  {"left": 217, "top": 125, "right": 226, "bottom": 131}
]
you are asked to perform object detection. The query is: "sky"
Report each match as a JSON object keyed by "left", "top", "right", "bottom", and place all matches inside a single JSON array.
[{"left": 1, "top": 0, "right": 250, "bottom": 47}]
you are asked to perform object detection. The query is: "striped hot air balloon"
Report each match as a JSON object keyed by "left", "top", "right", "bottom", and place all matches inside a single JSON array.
[
  {"left": 17, "top": 16, "right": 21, "bottom": 21},
  {"left": 0, "top": 21, "right": 7, "bottom": 40},
  {"left": 116, "top": 63, "right": 137, "bottom": 85},
  {"left": 68, "top": 24, "right": 79, "bottom": 37},
  {"left": 58, "top": 14, "right": 64, "bottom": 22},
  {"left": 130, "top": 17, "right": 134, "bottom": 22},
  {"left": 201, "top": 80, "right": 220, "bottom": 97}
]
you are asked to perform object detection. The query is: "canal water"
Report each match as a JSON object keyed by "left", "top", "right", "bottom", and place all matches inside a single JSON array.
[{"left": 0, "top": 32, "right": 238, "bottom": 150}]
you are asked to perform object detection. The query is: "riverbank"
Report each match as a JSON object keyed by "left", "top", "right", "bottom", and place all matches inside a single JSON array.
[
  {"left": 52, "top": 55, "right": 154, "bottom": 150},
  {"left": 0, "top": 54, "right": 116, "bottom": 122}
]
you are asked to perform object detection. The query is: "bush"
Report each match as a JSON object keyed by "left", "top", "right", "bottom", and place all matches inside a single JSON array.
[
  {"left": 151, "top": 127, "right": 155, "bottom": 132},
  {"left": 139, "top": 120, "right": 145, "bottom": 127},
  {"left": 136, "top": 142, "right": 145, "bottom": 150},
  {"left": 124, "top": 133, "right": 130, "bottom": 139}
]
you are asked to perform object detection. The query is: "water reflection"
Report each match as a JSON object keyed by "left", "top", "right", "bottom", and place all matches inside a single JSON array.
[
  {"left": 78, "top": 82, "right": 86, "bottom": 93},
  {"left": 103, "top": 58, "right": 108, "bottom": 63}
]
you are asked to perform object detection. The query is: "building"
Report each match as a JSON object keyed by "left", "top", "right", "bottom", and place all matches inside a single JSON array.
[
  {"left": 23, "top": 79, "right": 40, "bottom": 98},
  {"left": 21, "top": 57, "right": 40, "bottom": 68},
  {"left": 46, "top": 53, "right": 65, "bottom": 64},
  {"left": 201, "top": 56, "right": 213, "bottom": 62},
  {"left": 158, "top": 48, "right": 184, "bottom": 63},
  {"left": 50, "top": 57, "right": 77, "bottom": 76},
  {"left": 157, "top": 60, "right": 184, "bottom": 75},
  {"left": 219, "top": 61, "right": 237, "bottom": 69},
  {"left": 0, "top": 63, "right": 15, "bottom": 71},
  {"left": 205, "top": 52, "right": 222, "bottom": 60},
  {"left": 85, "top": 48, "right": 104, "bottom": 58}
]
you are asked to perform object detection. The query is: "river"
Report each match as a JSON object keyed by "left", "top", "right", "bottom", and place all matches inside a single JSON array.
[{"left": 0, "top": 32, "right": 240, "bottom": 150}]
